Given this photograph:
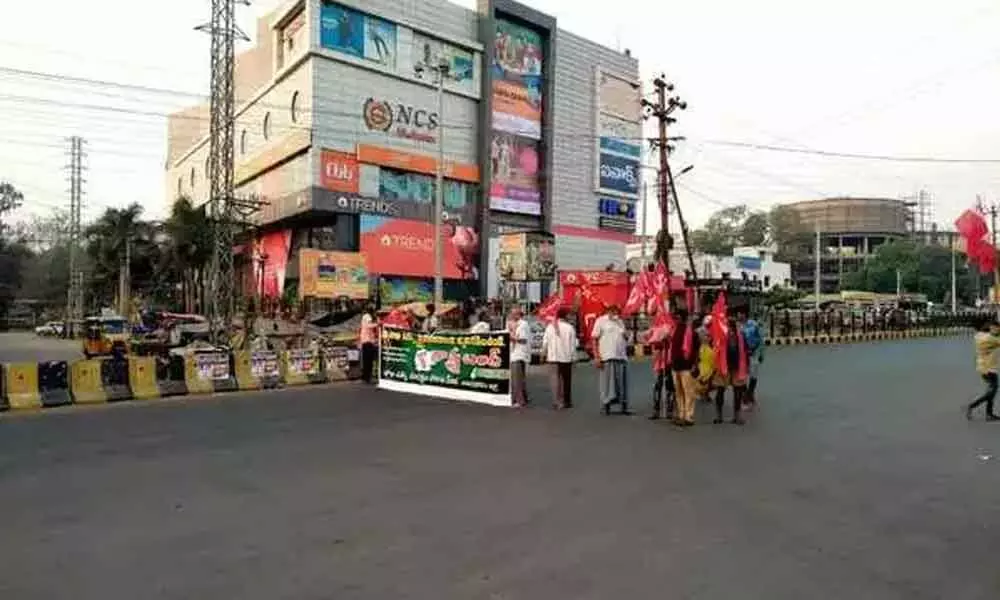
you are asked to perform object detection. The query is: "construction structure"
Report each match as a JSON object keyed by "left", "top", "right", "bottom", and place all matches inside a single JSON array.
[{"left": 65, "top": 135, "right": 86, "bottom": 337}]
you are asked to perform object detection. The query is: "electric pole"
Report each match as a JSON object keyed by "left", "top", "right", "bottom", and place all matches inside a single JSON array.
[
  {"left": 197, "top": 0, "right": 249, "bottom": 344},
  {"left": 991, "top": 203, "right": 998, "bottom": 305},
  {"left": 65, "top": 136, "right": 86, "bottom": 337},
  {"left": 640, "top": 77, "right": 697, "bottom": 283}
]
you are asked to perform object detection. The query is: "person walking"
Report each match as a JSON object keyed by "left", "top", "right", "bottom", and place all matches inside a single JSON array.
[
  {"left": 541, "top": 307, "right": 577, "bottom": 410},
  {"left": 592, "top": 304, "right": 630, "bottom": 415},
  {"left": 648, "top": 330, "right": 674, "bottom": 420},
  {"left": 508, "top": 307, "right": 532, "bottom": 408},
  {"left": 713, "top": 315, "right": 749, "bottom": 425},
  {"left": 358, "top": 303, "right": 379, "bottom": 384},
  {"left": 738, "top": 310, "right": 765, "bottom": 409},
  {"left": 968, "top": 318, "right": 1000, "bottom": 421},
  {"left": 669, "top": 309, "right": 701, "bottom": 426}
]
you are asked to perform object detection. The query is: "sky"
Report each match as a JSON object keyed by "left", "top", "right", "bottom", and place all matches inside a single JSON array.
[{"left": 1, "top": 0, "right": 999, "bottom": 234}]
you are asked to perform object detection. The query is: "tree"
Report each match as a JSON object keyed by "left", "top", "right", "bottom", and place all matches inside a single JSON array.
[
  {"left": 840, "top": 239, "right": 974, "bottom": 304},
  {"left": 768, "top": 205, "right": 810, "bottom": 262},
  {"left": 164, "top": 197, "right": 212, "bottom": 312},
  {"left": 85, "top": 203, "right": 161, "bottom": 313},
  {"left": 14, "top": 210, "right": 75, "bottom": 312},
  {"left": 689, "top": 205, "right": 748, "bottom": 255},
  {"left": 740, "top": 211, "right": 769, "bottom": 246},
  {"left": 0, "top": 182, "right": 28, "bottom": 323}
]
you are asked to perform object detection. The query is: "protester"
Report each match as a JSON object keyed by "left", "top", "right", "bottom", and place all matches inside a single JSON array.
[
  {"left": 695, "top": 324, "right": 717, "bottom": 403},
  {"left": 738, "top": 310, "right": 765, "bottom": 409},
  {"left": 542, "top": 307, "right": 578, "bottom": 410},
  {"left": 423, "top": 303, "right": 439, "bottom": 333},
  {"left": 592, "top": 303, "right": 630, "bottom": 415},
  {"left": 968, "top": 318, "right": 1000, "bottom": 421},
  {"left": 508, "top": 307, "right": 532, "bottom": 408},
  {"left": 648, "top": 325, "right": 674, "bottom": 420},
  {"left": 669, "top": 309, "right": 700, "bottom": 426},
  {"left": 358, "top": 303, "right": 379, "bottom": 384},
  {"left": 713, "top": 315, "right": 749, "bottom": 425}
]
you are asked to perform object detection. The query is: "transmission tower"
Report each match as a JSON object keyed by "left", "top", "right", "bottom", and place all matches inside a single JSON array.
[
  {"left": 197, "top": 0, "right": 249, "bottom": 343},
  {"left": 65, "top": 136, "right": 86, "bottom": 337}
]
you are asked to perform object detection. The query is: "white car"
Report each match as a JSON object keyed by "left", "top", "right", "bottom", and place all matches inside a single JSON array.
[{"left": 35, "top": 321, "right": 64, "bottom": 337}]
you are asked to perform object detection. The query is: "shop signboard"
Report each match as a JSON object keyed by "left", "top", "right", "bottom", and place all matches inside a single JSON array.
[
  {"left": 378, "top": 327, "right": 511, "bottom": 406},
  {"left": 360, "top": 215, "right": 480, "bottom": 279},
  {"left": 314, "top": 190, "right": 477, "bottom": 225},
  {"left": 597, "top": 152, "right": 640, "bottom": 197},
  {"left": 320, "top": 149, "right": 359, "bottom": 193},
  {"left": 299, "top": 249, "right": 369, "bottom": 299},
  {"left": 362, "top": 97, "right": 439, "bottom": 144},
  {"left": 598, "top": 113, "right": 641, "bottom": 159},
  {"left": 194, "top": 352, "right": 231, "bottom": 381}
]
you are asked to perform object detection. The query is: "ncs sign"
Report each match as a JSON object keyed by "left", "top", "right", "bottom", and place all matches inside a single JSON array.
[
  {"left": 360, "top": 215, "right": 479, "bottom": 280},
  {"left": 320, "top": 149, "right": 359, "bottom": 193},
  {"left": 598, "top": 153, "right": 640, "bottom": 196},
  {"left": 363, "top": 97, "right": 439, "bottom": 143}
]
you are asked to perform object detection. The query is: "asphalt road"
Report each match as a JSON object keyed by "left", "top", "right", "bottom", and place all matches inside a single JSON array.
[
  {"left": 0, "top": 332, "right": 81, "bottom": 364},
  {"left": 1, "top": 336, "right": 998, "bottom": 599}
]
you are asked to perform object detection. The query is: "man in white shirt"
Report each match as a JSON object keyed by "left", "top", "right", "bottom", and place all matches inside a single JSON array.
[
  {"left": 508, "top": 308, "right": 532, "bottom": 407},
  {"left": 592, "top": 303, "right": 630, "bottom": 415},
  {"left": 469, "top": 311, "right": 491, "bottom": 333},
  {"left": 422, "top": 303, "right": 439, "bottom": 333},
  {"left": 541, "top": 307, "right": 578, "bottom": 409}
]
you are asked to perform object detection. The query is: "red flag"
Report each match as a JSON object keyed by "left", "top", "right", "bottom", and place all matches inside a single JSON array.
[
  {"left": 535, "top": 292, "right": 562, "bottom": 323},
  {"left": 709, "top": 292, "right": 729, "bottom": 376},
  {"left": 968, "top": 238, "right": 997, "bottom": 274},
  {"left": 623, "top": 271, "right": 651, "bottom": 316},
  {"left": 579, "top": 284, "right": 607, "bottom": 343},
  {"left": 956, "top": 209, "right": 989, "bottom": 242},
  {"left": 382, "top": 309, "right": 411, "bottom": 329}
]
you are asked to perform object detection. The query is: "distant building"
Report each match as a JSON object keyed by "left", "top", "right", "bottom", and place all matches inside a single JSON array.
[{"left": 624, "top": 243, "right": 791, "bottom": 291}]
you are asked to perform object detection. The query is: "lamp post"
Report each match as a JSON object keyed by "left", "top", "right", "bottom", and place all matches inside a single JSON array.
[{"left": 417, "top": 56, "right": 451, "bottom": 313}]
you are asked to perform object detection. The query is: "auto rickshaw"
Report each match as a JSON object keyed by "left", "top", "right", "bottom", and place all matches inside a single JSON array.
[{"left": 82, "top": 314, "right": 131, "bottom": 359}]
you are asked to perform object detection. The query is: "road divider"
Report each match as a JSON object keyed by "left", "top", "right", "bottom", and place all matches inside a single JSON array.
[{"left": 1, "top": 342, "right": 363, "bottom": 414}]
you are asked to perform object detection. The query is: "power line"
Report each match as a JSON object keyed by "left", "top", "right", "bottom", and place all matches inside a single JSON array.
[{"left": 693, "top": 139, "right": 1000, "bottom": 164}]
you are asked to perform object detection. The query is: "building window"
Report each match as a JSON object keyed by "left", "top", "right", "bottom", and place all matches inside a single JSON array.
[
  {"left": 240, "top": 129, "right": 247, "bottom": 155},
  {"left": 262, "top": 112, "right": 272, "bottom": 141},
  {"left": 290, "top": 91, "right": 300, "bottom": 123},
  {"left": 190, "top": 167, "right": 196, "bottom": 188}
]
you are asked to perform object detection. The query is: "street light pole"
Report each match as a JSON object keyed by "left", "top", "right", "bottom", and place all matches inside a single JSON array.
[{"left": 432, "top": 58, "right": 449, "bottom": 312}]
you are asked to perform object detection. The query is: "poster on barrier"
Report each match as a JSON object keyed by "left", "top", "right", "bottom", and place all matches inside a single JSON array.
[
  {"left": 250, "top": 351, "right": 280, "bottom": 379},
  {"left": 377, "top": 327, "right": 511, "bottom": 406},
  {"left": 194, "top": 352, "right": 231, "bottom": 381},
  {"left": 287, "top": 349, "right": 320, "bottom": 376},
  {"left": 323, "top": 346, "right": 361, "bottom": 380}
]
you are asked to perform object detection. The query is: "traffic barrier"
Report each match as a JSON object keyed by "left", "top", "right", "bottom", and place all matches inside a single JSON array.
[
  {"left": 184, "top": 352, "right": 227, "bottom": 395},
  {"left": 4, "top": 363, "right": 40, "bottom": 410},
  {"left": 322, "top": 345, "right": 361, "bottom": 382},
  {"left": 101, "top": 358, "right": 132, "bottom": 402},
  {"left": 0, "top": 366, "right": 5, "bottom": 411},
  {"left": 38, "top": 361, "right": 71, "bottom": 408},
  {"left": 233, "top": 350, "right": 282, "bottom": 391},
  {"left": 157, "top": 354, "right": 188, "bottom": 397},
  {"left": 70, "top": 359, "right": 107, "bottom": 405},
  {"left": 128, "top": 356, "right": 160, "bottom": 400},
  {"left": 282, "top": 349, "right": 324, "bottom": 386}
]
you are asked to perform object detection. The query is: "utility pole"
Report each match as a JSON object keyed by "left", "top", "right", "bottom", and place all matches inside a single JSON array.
[
  {"left": 197, "top": 0, "right": 249, "bottom": 344},
  {"left": 814, "top": 224, "right": 821, "bottom": 310},
  {"left": 65, "top": 136, "right": 85, "bottom": 337},
  {"left": 991, "top": 204, "right": 998, "bottom": 306},
  {"left": 425, "top": 55, "right": 450, "bottom": 313}
]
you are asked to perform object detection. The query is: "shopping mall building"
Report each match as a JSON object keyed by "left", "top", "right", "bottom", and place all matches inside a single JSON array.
[{"left": 165, "top": 0, "right": 642, "bottom": 306}]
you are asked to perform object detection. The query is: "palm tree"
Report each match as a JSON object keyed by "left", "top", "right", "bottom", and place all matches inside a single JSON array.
[
  {"left": 85, "top": 203, "right": 154, "bottom": 315},
  {"left": 164, "top": 197, "right": 212, "bottom": 313}
]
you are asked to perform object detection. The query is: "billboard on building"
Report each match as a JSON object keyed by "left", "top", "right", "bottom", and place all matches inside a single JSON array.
[
  {"left": 359, "top": 215, "right": 480, "bottom": 279},
  {"left": 597, "top": 153, "right": 640, "bottom": 196},
  {"left": 320, "top": 2, "right": 397, "bottom": 69},
  {"left": 497, "top": 231, "right": 556, "bottom": 281},
  {"left": 489, "top": 18, "right": 545, "bottom": 215},
  {"left": 320, "top": 149, "right": 359, "bottom": 193},
  {"left": 253, "top": 230, "right": 292, "bottom": 298},
  {"left": 594, "top": 67, "right": 641, "bottom": 231},
  {"left": 299, "top": 249, "right": 369, "bottom": 299}
]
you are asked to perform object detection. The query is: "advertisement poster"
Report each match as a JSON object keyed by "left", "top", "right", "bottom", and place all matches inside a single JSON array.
[
  {"left": 489, "top": 132, "right": 541, "bottom": 215},
  {"left": 410, "top": 32, "right": 476, "bottom": 92},
  {"left": 378, "top": 327, "right": 511, "bottom": 406},
  {"left": 323, "top": 345, "right": 361, "bottom": 381},
  {"left": 598, "top": 113, "right": 641, "bottom": 159},
  {"left": 497, "top": 231, "right": 556, "bottom": 281},
  {"left": 299, "top": 249, "right": 369, "bottom": 299},
  {"left": 287, "top": 349, "right": 320, "bottom": 376},
  {"left": 360, "top": 215, "right": 480, "bottom": 279},
  {"left": 250, "top": 351, "right": 280, "bottom": 379},
  {"left": 254, "top": 230, "right": 292, "bottom": 298},
  {"left": 492, "top": 19, "right": 544, "bottom": 139},
  {"left": 194, "top": 353, "right": 231, "bottom": 381},
  {"left": 598, "top": 197, "right": 637, "bottom": 233},
  {"left": 378, "top": 168, "right": 472, "bottom": 211},
  {"left": 377, "top": 277, "right": 468, "bottom": 304},
  {"left": 598, "top": 152, "right": 640, "bottom": 196},
  {"left": 320, "top": 2, "right": 397, "bottom": 68}
]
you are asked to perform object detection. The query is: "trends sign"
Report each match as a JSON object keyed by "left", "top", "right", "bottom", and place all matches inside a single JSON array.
[
  {"left": 312, "top": 189, "right": 476, "bottom": 225},
  {"left": 598, "top": 153, "right": 639, "bottom": 197},
  {"left": 363, "top": 97, "right": 439, "bottom": 143}
]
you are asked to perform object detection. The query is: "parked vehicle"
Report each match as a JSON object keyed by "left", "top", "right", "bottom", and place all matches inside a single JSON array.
[
  {"left": 34, "top": 321, "right": 64, "bottom": 337},
  {"left": 82, "top": 313, "right": 130, "bottom": 359}
]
